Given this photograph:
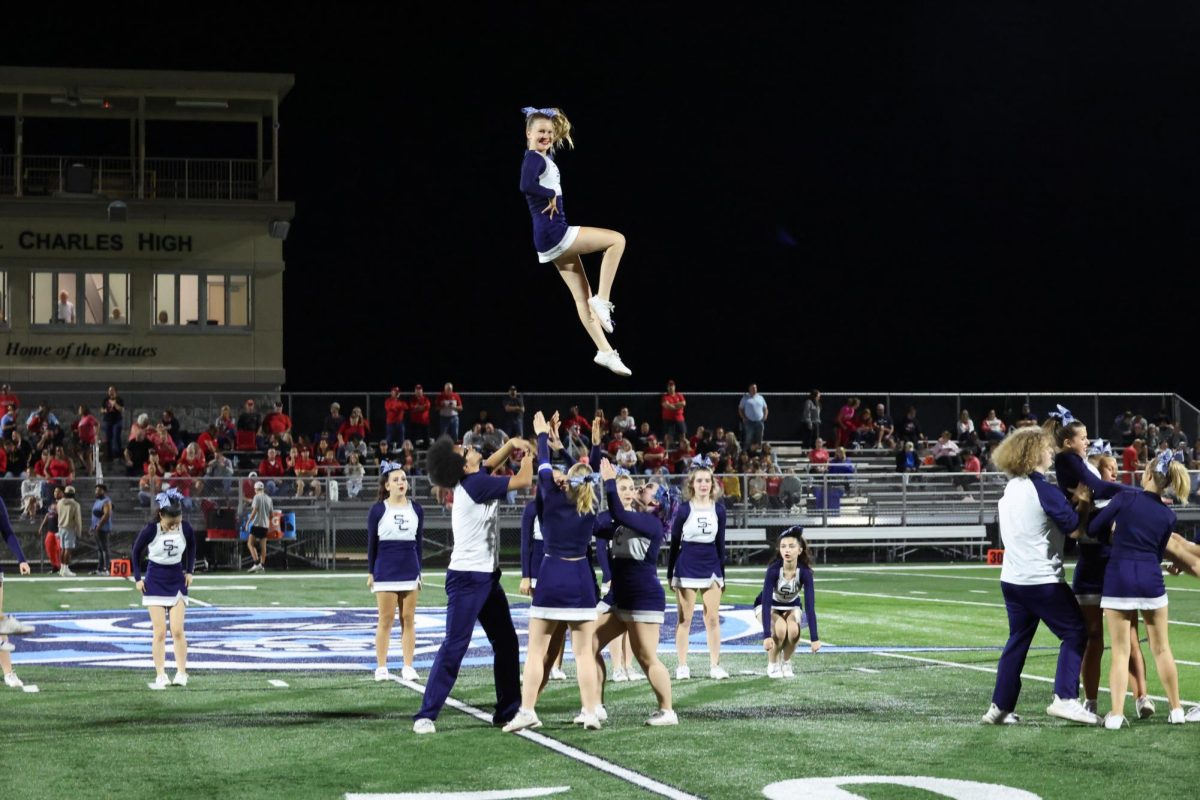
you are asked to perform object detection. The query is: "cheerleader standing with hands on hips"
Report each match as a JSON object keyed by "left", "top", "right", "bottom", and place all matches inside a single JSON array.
[
  {"left": 519, "top": 107, "right": 631, "bottom": 377},
  {"left": 367, "top": 461, "right": 424, "bottom": 682},
  {"left": 131, "top": 489, "right": 196, "bottom": 689}
]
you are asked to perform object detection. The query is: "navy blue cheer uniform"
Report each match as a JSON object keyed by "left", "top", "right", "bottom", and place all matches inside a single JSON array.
[
  {"left": 754, "top": 562, "right": 818, "bottom": 642},
  {"left": 1, "top": 500, "right": 28, "bottom": 586},
  {"left": 594, "top": 479, "right": 667, "bottom": 624},
  {"left": 415, "top": 469, "right": 520, "bottom": 726},
  {"left": 132, "top": 520, "right": 197, "bottom": 607},
  {"left": 367, "top": 500, "right": 424, "bottom": 592},
  {"left": 1088, "top": 489, "right": 1175, "bottom": 611},
  {"left": 667, "top": 501, "right": 727, "bottom": 589},
  {"left": 530, "top": 433, "right": 598, "bottom": 621},
  {"left": 989, "top": 471, "right": 1087, "bottom": 712},
  {"left": 519, "top": 499, "right": 545, "bottom": 587},
  {"left": 520, "top": 150, "right": 580, "bottom": 263},
  {"left": 1054, "top": 451, "right": 1130, "bottom": 606}
]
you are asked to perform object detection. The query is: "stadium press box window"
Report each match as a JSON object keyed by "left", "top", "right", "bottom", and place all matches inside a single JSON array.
[
  {"left": 154, "top": 272, "right": 251, "bottom": 328},
  {"left": 30, "top": 270, "right": 130, "bottom": 327}
]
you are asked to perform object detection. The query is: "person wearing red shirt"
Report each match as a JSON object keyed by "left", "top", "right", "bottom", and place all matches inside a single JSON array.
[
  {"left": 0, "top": 383, "right": 19, "bottom": 413},
  {"left": 564, "top": 405, "right": 591, "bottom": 434},
  {"left": 289, "top": 445, "right": 321, "bottom": 498},
  {"left": 48, "top": 446, "right": 74, "bottom": 485},
  {"left": 642, "top": 435, "right": 666, "bottom": 473},
  {"left": 175, "top": 442, "right": 208, "bottom": 496},
  {"left": 385, "top": 387, "right": 409, "bottom": 448},
  {"left": 257, "top": 447, "right": 286, "bottom": 495},
  {"left": 436, "top": 382, "right": 463, "bottom": 441},
  {"left": 73, "top": 404, "right": 99, "bottom": 474},
  {"left": 606, "top": 430, "right": 626, "bottom": 456},
  {"left": 661, "top": 380, "right": 687, "bottom": 442},
  {"left": 835, "top": 398, "right": 861, "bottom": 448},
  {"left": 670, "top": 438, "right": 695, "bottom": 474},
  {"left": 338, "top": 407, "right": 371, "bottom": 443},
  {"left": 196, "top": 426, "right": 221, "bottom": 460},
  {"left": 408, "top": 385, "right": 431, "bottom": 445},
  {"left": 1121, "top": 439, "right": 1144, "bottom": 486},
  {"left": 263, "top": 401, "right": 294, "bottom": 445},
  {"left": 32, "top": 451, "right": 52, "bottom": 480},
  {"left": 152, "top": 424, "right": 179, "bottom": 470},
  {"left": 809, "top": 438, "right": 831, "bottom": 472}
]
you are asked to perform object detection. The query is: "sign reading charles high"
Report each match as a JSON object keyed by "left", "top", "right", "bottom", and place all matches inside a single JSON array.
[{"left": 16, "top": 231, "right": 193, "bottom": 253}]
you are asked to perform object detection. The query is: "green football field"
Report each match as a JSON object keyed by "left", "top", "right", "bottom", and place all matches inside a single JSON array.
[{"left": 1, "top": 564, "right": 1198, "bottom": 800}]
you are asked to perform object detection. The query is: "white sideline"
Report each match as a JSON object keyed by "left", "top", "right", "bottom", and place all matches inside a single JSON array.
[{"left": 389, "top": 676, "right": 702, "bottom": 800}]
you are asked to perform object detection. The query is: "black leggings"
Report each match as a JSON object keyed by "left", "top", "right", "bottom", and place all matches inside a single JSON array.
[{"left": 96, "top": 529, "right": 111, "bottom": 571}]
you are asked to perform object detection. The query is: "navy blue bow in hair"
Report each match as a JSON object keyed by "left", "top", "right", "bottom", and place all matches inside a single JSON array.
[
  {"left": 522, "top": 106, "right": 557, "bottom": 118},
  {"left": 156, "top": 488, "right": 184, "bottom": 510},
  {"left": 1087, "top": 439, "right": 1112, "bottom": 456},
  {"left": 1048, "top": 405, "right": 1075, "bottom": 425},
  {"left": 1156, "top": 449, "right": 1174, "bottom": 475},
  {"left": 689, "top": 455, "right": 713, "bottom": 471},
  {"left": 614, "top": 467, "right": 632, "bottom": 478},
  {"left": 380, "top": 459, "right": 403, "bottom": 476},
  {"left": 567, "top": 472, "right": 601, "bottom": 488},
  {"left": 780, "top": 524, "right": 805, "bottom": 540}
]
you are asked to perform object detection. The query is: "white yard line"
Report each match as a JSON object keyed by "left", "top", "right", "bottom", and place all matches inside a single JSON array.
[{"left": 390, "top": 677, "right": 702, "bottom": 800}]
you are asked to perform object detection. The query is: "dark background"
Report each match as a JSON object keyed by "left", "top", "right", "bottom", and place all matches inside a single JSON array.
[{"left": 5, "top": 2, "right": 1198, "bottom": 396}]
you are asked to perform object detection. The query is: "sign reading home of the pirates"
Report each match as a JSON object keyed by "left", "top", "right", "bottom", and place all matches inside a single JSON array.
[
  {"left": 15, "top": 230, "right": 193, "bottom": 253},
  {"left": 5, "top": 341, "right": 159, "bottom": 360}
]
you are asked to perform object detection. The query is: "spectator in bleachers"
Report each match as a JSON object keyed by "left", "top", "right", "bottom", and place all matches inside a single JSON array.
[
  {"left": 48, "top": 446, "right": 74, "bottom": 486},
  {"left": 463, "top": 423, "right": 487, "bottom": 454},
  {"left": 564, "top": 405, "right": 591, "bottom": 434},
  {"left": 436, "top": 382, "right": 463, "bottom": 441},
  {"left": 290, "top": 445, "right": 321, "bottom": 498},
  {"left": 834, "top": 397, "right": 860, "bottom": 448},
  {"left": 563, "top": 421, "right": 591, "bottom": 462},
  {"left": 1110, "top": 410, "right": 1134, "bottom": 447},
  {"left": 317, "top": 441, "right": 342, "bottom": 476},
  {"left": 898, "top": 406, "right": 923, "bottom": 445},
  {"left": 780, "top": 466, "right": 804, "bottom": 510},
  {"left": 961, "top": 448, "right": 982, "bottom": 496},
  {"left": 747, "top": 462, "right": 768, "bottom": 509},
  {"left": 808, "top": 438, "right": 830, "bottom": 473},
  {"left": 138, "top": 452, "right": 165, "bottom": 506},
  {"left": 262, "top": 401, "right": 293, "bottom": 446},
  {"left": 236, "top": 399, "right": 262, "bottom": 450},
  {"left": 671, "top": 437, "right": 695, "bottom": 474},
  {"left": 635, "top": 421, "right": 654, "bottom": 451},
  {"left": 265, "top": 432, "right": 292, "bottom": 462},
  {"left": 874, "top": 403, "right": 895, "bottom": 448},
  {"left": 481, "top": 423, "right": 508, "bottom": 458},
  {"left": 611, "top": 406, "right": 635, "bottom": 438},
  {"left": 759, "top": 442, "right": 779, "bottom": 469},
  {"left": 1145, "top": 424, "right": 1160, "bottom": 453},
  {"left": 339, "top": 434, "right": 368, "bottom": 465},
  {"left": 384, "top": 387, "right": 409, "bottom": 449},
  {"left": 614, "top": 438, "right": 638, "bottom": 472},
  {"left": 738, "top": 383, "right": 769, "bottom": 452},
  {"left": 196, "top": 425, "right": 221, "bottom": 461},
  {"left": 719, "top": 455, "right": 742, "bottom": 503},
  {"left": 214, "top": 404, "right": 236, "bottom": 449},
  {"left": 853, "top": 408, "right": 877, "bottom": 449},
  {"left": 370, "top": 440, "right": 391, "bottom": 471},
  {"left": 0, "top": 405, "right": 17, "bottom": 441},
  {"left": 720, "top": 430, "right": 740, "bottom": 463},
  {"left": 205, "top": 452, "right": 234, "bottom": 496},
  {"left": 161, "top": 409, "right": 183, "bottom": 450},
  {"left": 981, "top": 409, "right": 1007, "bottom": 442},
  {"left": 100, "top": 386, "right": 124, "bottom": 460},
  {"left": 73, "top": 404, "right": 98, "bottom": 474},
  {"left": 256, "top": 447, "right": 286, "bottom": 495},
  {"left": 957, "top": 410, "right": 977, "bottom": 447},
  {"left": 344, "top": 452, "right": 366, "bottom": 498},
  {"left": 661, "top": 380, "right": 687, "bottom": 442},
  {"left": 502, "top": 386, "right": 525, "bottom": 437},
  {"left": 177, "top": 442, "right": 207, "bottom": 495},
  {"left": 605, "top": 429, "right": 626, "bottom": 456},
  {"left": 25, "top": 403, "right": 59, "bottom": 440},
  {"left": 338, "top": 406, "right": 370, "bottom": 444},
  {"left": 694, "top": 428, "right": 721, "bottom": 465},
  {"left": 152, "top": 423, "right": 180, "bottom": 470},
  {"left": 0, "top": 384, "right": 18, "bottom": 413},
  {"left": 322, "top": 402, "right": 345, "bottom": 442},
  {"left": 408, "top": 386, "right": 431, "bottom": 446},
  {"left": 21, "top": 474, "right": 41, "bottom": 521},
  {"left": 895, "top": 440, "right": 919, "bottom": 473},
  {"left": 931, "top": 431, "right": 963, "bottom": 472},
  {"left": 1014, "top": 403, "right": 1038, "bottom": 429},
  {"left": 124, "top": 426, "right": 153, "bottom": 477},
  {"left": 7, "top": 431, "right": 31, "bottom": 477},
  {"left": 642, "top": 434, "right": 666, "bottom": 474}
]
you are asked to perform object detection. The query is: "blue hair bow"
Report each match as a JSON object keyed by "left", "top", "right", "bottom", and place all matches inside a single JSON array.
[
  {"left": 1087, "top": 439, "right": 1112, "bottom": 456},
  {"left": 614, "top": 467, "right": 632, "bottom": 478},
  {"left": 155, "top": 488, "right": 184, "bottom": 510},
  {"left": 780, "top": 524, "right": 805, "bottom": 540},
  {"left": 1048, "top": 405, "right": 1075, "bottom": 425},
  {"left": 1156, "top": 449, "right": 1174, "bottom": 475},
  {"left": 380, "top": 459, "right": 404, "bottom": 476},
  {"left": 521, "top": 106, "right": 557, "bottom": 118},
  {"left": 689, "top": 455, "right": 713, "bottom": 471},
  {"left": 567, "top": 472, "right": 601, "bottom": 488}
]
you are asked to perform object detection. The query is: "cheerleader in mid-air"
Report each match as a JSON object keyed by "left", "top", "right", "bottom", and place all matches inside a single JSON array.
[
  {"left": 367, "top": 460, "right": 424, "bottom": 682},
  {"left": 519, "top": 106, "right": 631, "bottom": 377},
  {"left": 0, "top": 499, "right": 35, "bottom": 688},
  {"left": 755, "top": 527, "right": 820, "bottom": 678},
  {"left": 131, "top": 489, "right": 196, "bottom": 688}
]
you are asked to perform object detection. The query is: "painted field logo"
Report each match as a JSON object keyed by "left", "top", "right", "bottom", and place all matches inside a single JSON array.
[
  {"left": 11, "top": 606, "right": 766, "bottom": 670},
  {"left": 763, "top": 776, "right": 1040, "bottom": 800}
]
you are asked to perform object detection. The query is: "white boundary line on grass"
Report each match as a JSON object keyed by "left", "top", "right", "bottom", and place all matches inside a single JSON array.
[
  {"left": 873, "top": 652, "right": 1199, "bottom": 708},
  {"left": 389, "top": 676, "right": 702, "bottom": 800}
]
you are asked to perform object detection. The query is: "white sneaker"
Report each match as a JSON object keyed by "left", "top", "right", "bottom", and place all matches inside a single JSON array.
[
  {"left": 594, "top": 349, "right": 632, "bottom": 377},
  {"left": 675, "top": 664, "right": 690, "bottom": 680},
  {"left": 374, "top": 667, "right": 390, "bottom": 682},
  {"left": 579, "top": 711, "right": 602, "bottom": 730},
  {"left": 412, "top": 718, "right": 436, "bottom": 734},
  {"left": 627, "top": 670, "right": 645, "bottom": 681},
  {"left": 709, "top": 665, "right": 729, "bottom": 680},
  {"left": 400, "top": 665, "right": 419, "bottom": 681},
  {"left": 172, "top": 671, "right": 188, "bottom": 687},
  {"left": 612, "top": 667, "right": 629, "bottom": 682},
  {"left": 595, "top": 704, "right": 608, "bottom": 723},
  {"left": 1168, "top": 707, "right": 1186, "bottom": 725},
  {"left": 1046, "top": 695, "right": 1100, "bottom": 725},
  {"left": 248, "top": 563, "right": 263, "bottom": 573},
  {"left": 574, "top": 707, "right": 606, "bottom": 724},
  {"left": 502, "top": 708, "right": 541, "bottom": 733},
  {"left": 60, "top": 566, "right": 75, "bottom": 577},
  {"left": 1083, "top": 699, "right": 1097, "bottom": 714},
  {"left": 549, "top": 667, "right": 567, "bottom": 681},
  {"left": 781, "top": 661, "right": 795, "bottom": 678},
  {"left": 1185, "top": 705, "right": 1200, "bottom": 722},
  {"left": 588, "top": 296, "right": 616, "bottom": 333},
  {"left": 0, "top": 638, "right": 12, "bottom": 653},
  {"left": 981, "top": 703, "right": 1020, "bottom": 725},
  {"left": 646, "top": 708, "right": 679, "bottom": 726},
  {"left": 153, "top": 673, "right": 171, "bottom": 689},
  {"left": 767, "top": 662, "right": 782, "bottom": 679},
  {"left": 1135, "top": 695, "right": 1156, "bottom": 720},
  {"left": 4, "top": 672, "right": 24, "bottom": 689},
  {"left": 0, "top": 616, "right": 33, "bottom": 635},
  {"left": 1103, "top": 713, "right": 1130, "bottom": 730}
]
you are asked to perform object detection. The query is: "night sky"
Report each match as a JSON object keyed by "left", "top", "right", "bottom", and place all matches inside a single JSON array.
[{"left": 6, "top": 3, "right": 1199, "bottom": 396}]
